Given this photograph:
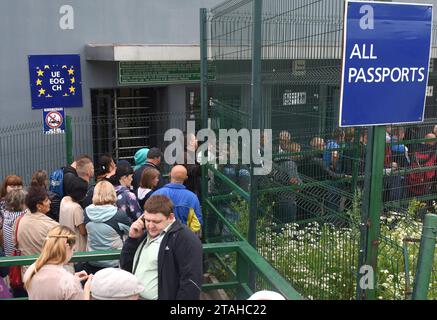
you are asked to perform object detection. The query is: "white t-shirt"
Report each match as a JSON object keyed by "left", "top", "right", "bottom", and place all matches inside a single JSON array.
[{"left": 137, "top": 188, "right": 153, "bottom": 201}]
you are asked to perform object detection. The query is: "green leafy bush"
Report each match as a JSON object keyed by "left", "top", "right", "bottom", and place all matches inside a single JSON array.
[{"left": 226, "top": 195, "right": 437, "bottom": 300}]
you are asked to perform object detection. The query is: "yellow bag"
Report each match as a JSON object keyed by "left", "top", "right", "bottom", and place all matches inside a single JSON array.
[{"left": 187, "top": 208, "right": 201, "bottom": 233}]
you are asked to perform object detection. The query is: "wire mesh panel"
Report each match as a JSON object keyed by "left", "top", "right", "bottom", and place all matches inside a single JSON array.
[
  {"left": 0, "top": 110, "right": 197, "bottom": 185},
  {"left": 203, "top": 0, "right": 437, "bottom": 300},
  {"left": 383, "top": 123, "right": 437, "bottom": 214},
  {"left": 0, "top": 121, "right": 66, "bottom": 184}
]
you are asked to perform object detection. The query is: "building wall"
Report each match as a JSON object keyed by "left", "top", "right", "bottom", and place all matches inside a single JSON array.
[{"left": 0, "top": 0, "right": 222, "bottom": 126}]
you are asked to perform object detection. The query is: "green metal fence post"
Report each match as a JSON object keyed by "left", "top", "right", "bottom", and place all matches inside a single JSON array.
[
  {"left": 249, "top": 0, "right": 262, "bottom": 248},
  {"left": 200, "top": 8, "right": 209, "bottom": 239},
  {"left": 351, "top": 128, "right": 361, "bottom": 194},
  {"left": 358, "top": 125, "right": 386, "bottom": 300},
  {"left": 65, "top": 115, "right": 73, "bottom": 165},
  {"left": 248, "top": 0, "right": 263, "bottom": 291},
  {"left": 412, "top": 213, "right": 437, "bottom": 300},
  {"left": 357, "top": 128, "right": 369, "bottom": 300},
  {"left": 236, "top": 250, "right": 250, "bottom": 299}
]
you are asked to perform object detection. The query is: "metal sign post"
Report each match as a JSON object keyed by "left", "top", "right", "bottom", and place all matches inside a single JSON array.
[{"left": 340, "top": 1, "right": 433, "bottom": 300}]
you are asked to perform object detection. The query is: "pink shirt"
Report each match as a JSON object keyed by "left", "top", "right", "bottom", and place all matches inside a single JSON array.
[
  {"left": 59, "top": 196, "right": 87, "bottom": 252},
  {"left": 23, "top": 264, "right": 85, "bottom": 300}
]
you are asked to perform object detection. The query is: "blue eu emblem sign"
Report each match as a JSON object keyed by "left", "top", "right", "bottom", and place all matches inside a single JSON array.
[{"left": 29, "top": 54, "right": 83, "bottom": 109}]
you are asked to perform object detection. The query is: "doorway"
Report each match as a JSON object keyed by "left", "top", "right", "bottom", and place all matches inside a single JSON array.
[{"left": 91, "top": 87, "right": 157, "bottom": 164}]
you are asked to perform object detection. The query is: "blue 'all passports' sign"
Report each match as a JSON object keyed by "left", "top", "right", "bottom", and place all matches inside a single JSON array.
[
  {"left": 28, "top": 54, "right": 83, "bottom": 109},
  {"left": 339, "top": 1, "right": 433, "bottom": 127}
]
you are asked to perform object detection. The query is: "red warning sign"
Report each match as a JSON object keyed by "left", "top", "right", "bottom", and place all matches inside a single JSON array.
[
  {"left": 43, "top": 108, "right": 65, "bottom": 134},
  {"left": 45, "top": 111, "right": 63, "bottom": 129}
]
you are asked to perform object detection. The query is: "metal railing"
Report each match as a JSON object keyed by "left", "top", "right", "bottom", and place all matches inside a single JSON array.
[{"left": 0, "top": 242, "right": 301, "bottom": 300}]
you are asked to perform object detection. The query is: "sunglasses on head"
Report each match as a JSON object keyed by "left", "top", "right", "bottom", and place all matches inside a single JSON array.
[{"left": 47, "top": 234, "right": 76, "bottom": 247}]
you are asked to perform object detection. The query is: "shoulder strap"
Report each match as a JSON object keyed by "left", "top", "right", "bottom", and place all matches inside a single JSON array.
[
  {"left": 132, "top": 237, "right": 148, "bottom": 274},
  {"left": 14, "top": 214, "right": 24, "bottom": 246}
]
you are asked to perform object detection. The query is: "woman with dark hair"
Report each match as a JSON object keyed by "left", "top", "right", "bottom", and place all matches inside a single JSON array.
[
  {"left": 59, "top": 183, "right": 88, "bottom": 254},
  {"left": 17, "top": 187, "right": 59, "bottom": 259},
  {"left": 114, "top": 161, "right": 142, "bottom": 222},
  {"left": 137, "top": 167, "right": 160, "bottom": 210},
  {"left": 0, "top": 175, "right": 23, "bottom": 200},
  {"left": 30, "top": 170, "right": 61, "bottom": 222},
  {"left": 96, "top": 154, "right": 116, "bottom": 184}
]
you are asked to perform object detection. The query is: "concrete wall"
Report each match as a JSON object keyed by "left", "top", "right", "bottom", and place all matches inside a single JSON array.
[{"left": 0, "top": 0, "right": 223, "bottom": 126}]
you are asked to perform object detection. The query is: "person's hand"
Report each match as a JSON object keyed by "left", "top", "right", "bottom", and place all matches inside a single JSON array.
[
  {"left": 83, "top": 274, "right": 93, "bottom": 300},
  {"left": 289, "top": 178, "right": 301, "bottom": 192},
  {"left": 129, "top": 216, "right": 146, "bottom": 238},
  {"left": 74, "top": 270, "right": 89, "bottom": 282},
  {"left": 289, "top": 177, "right": 299, "bottom": 185}
]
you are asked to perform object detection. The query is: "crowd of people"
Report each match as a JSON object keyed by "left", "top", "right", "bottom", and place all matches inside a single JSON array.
[
  {"left": 6, "top": 122, "right": 428, "bottom": 299},
  {"left": 210, "top": 124, "right": 437, "bottom": 228},
  {"left": 0, "top": 145, "right": 204, "bottom": 300},
  {"left": 286, "top": 125, "right": 437, "bottom": 218}
]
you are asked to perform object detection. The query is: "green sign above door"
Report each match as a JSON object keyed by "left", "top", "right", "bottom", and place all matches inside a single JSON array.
[{"left": 118, "top": 61, "right": 215, "bottom": 85}]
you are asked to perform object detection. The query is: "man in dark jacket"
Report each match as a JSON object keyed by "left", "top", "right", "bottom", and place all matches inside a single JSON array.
[
  {"left": 63, "top": 155, "right": 92, "bottom": 200},
  {"left": 132, "top": 147, "right": 166, "bottom": 192},
  {"left": 120, "top": 195, "right": 202, "bottom": 300}
]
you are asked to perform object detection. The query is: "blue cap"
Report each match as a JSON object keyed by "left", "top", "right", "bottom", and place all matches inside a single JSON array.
[{"left": 134, "top": 148, "right": 149, "bottom": 171}]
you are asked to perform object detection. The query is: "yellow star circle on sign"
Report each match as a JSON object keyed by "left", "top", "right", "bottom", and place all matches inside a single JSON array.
[
  {"left": 37, "top": 69, "right": 44, "bottom": 77},
  {"left": 38, "top": 88, "right": 46, "bottom": 96},
  {"left": 67, "top": 68, "right": 74, "bottom": 75},
  {"left": 69, "top": 86, "right": 75, "bottom": 94},
  {"left": 70, "top": 77, "right": 75, "bottom": 84},
  {"left": 44, "top": 65, "right": 50, "bottom": 69},
  {"left": 36, "top": 79, "right": 42, "bottom": 86}
]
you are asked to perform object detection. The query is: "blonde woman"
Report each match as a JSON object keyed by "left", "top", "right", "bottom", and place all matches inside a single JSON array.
[
  {"left": 83, "top": 181, "right": 131, "bottom": 274},
  {"left": 23, "top": 225, "right": 92, "bottom": 300}
]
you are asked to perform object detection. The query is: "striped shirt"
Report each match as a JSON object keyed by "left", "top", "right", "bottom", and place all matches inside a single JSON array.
[
  {"left": 0, "top": 201, "right": 4, "bottom": 235},
  {"left": 2, "top": 208, "right": 27, "bottom": 256}
]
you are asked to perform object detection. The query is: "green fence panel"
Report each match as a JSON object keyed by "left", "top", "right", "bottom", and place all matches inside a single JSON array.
[{"left": 203, "top": 0, "right": 437, "bottom": 300}]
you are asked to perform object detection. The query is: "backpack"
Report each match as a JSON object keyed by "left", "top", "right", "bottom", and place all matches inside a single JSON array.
[
  {"left": 49, "top": 168, "right": 64, "bottom": 197},
  {"left": 173, "top": 205, "right": 202, "bottom": 233},
  {"left": 406, "top": 152, "right": 436, "bottom": 196}
]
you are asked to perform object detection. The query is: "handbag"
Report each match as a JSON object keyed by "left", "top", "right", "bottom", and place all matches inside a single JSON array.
[
  {"left": 8, "top": 215, "right": 24, "bottom": 290},
  {"left": 0, "top": 276, "right": 12, "bottom": 298}
]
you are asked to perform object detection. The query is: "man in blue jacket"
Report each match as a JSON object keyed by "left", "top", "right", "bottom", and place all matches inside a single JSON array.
[
  {"left": 152, "top": 165, "right": 203, "bottom": 234},
  {"left": 120, "top": 195, "right": 203, "bottom": 300}
]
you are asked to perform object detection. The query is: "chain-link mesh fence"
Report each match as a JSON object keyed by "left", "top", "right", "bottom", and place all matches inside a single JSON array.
[
  {"left": 202, "top": 0, "right": 437, "bottom": 299},
  {"left": 0, "top": 111, "right": 198, "bottom": 184}
]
